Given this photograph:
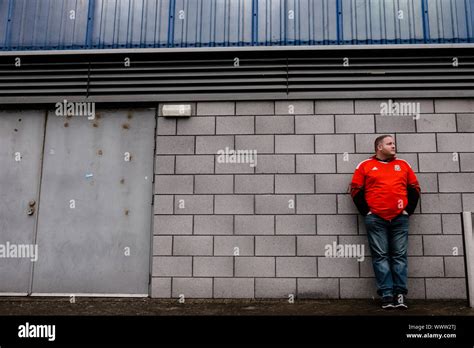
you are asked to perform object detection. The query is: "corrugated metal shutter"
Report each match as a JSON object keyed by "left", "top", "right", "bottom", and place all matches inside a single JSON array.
[{"left": 0, "top": 46, "right": 473, "bottom": 104}]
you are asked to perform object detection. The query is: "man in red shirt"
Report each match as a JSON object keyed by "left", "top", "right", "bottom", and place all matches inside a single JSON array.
[{"left": 350, "top": 135, "right": 420, "bottom": 309}]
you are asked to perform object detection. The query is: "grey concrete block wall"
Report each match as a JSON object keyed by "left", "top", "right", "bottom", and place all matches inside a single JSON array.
[{"left": 152, "top": 99, "right": 474, "bottom": 300}]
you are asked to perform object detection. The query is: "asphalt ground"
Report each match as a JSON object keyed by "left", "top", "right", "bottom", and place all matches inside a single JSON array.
[{"left": 0, "top": 297, "right": 472, "bottom": 316}]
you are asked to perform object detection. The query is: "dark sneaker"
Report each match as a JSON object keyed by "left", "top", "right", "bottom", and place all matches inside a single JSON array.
[
  {"left": 381, "top": 296, "right": 395, "bottom": 309},
  {"left": 394, "top": 294, "right": 408, "bottom": 309}
]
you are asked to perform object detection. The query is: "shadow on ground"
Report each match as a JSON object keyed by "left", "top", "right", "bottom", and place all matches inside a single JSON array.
[{"left": 0, "top": 297, "right": 473, "bottom": 316}]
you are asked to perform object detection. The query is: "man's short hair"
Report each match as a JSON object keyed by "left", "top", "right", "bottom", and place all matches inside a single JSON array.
[{"left": 374, "top": 135, "right": 393, "bottom": 152}]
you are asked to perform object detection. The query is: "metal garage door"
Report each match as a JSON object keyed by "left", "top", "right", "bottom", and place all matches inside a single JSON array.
[
  {"left": 0, "top": 110, "right": 46, "bottom": 295},
  {"left": 1, "top": 108, "right": 155, "bottom": 296}
]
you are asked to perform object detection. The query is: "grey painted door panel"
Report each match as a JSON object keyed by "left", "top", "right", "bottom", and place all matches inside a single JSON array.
[
  {"left": 31, "top": 109, "right": 155, "bottom": 295},
  {"left": 0, "top": 110, "right": 45, "bottom": 294}
]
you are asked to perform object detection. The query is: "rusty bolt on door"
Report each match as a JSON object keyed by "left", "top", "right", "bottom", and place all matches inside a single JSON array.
[{"left": 27, "top": 200, "right": 36, "bottom": 216}]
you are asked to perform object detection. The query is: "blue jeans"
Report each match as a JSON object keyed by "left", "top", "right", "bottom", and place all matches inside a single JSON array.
[{"left": 364, "top": 213, "right": 409, "bottom": 298}]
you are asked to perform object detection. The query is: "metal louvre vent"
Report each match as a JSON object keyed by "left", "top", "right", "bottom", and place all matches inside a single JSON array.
[
  {"left": 89, "top": 56, "right": 289, "bottom": 96},
  {"left": 0, "top": 47, "right": 473, "bottom": 104},
  {"left": 0, "top": 60, "right": 90, "bottom": 98}
]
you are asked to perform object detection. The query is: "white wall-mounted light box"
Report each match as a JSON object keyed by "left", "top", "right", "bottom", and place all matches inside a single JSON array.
[{"left": 161, "top": 104, "right": 192, "bottom": 117}]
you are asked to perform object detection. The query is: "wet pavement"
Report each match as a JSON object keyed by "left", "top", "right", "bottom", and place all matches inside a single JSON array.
[{"left": 0, "top": 297, "right": 473, "bottom": 316}]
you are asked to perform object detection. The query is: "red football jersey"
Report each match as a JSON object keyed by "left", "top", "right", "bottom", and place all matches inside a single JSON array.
[{"left": 350, "top": 155, "right": 421, "bottom": 221}]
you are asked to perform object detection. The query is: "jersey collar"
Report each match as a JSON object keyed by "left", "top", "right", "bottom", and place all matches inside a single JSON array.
[{"left": 372, "top": 154, "right": 397, "bottom": 163}]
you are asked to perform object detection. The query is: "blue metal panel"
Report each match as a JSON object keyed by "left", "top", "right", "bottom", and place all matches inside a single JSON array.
[
  {"left": 1, "top": 0, "right": 473, "bottom": 50},
  {"left": 426, "top": 0, "right": 472, "bottom": 42},
  {"left": 422, "top": 0, "right": 430, "bottom": 42},
  {"left": 467, "top": 0, "right": 474, "bottom": 42},
  {"left": 0, "top": 0, "right": 10, "bottom": 49},
  {"left": 285, "top": 0, "right": 339, "bottom": 45},
  {"left": 341, "top": 0, "right": 425, "bottom": 44},
  {"left": 6, "top": 0, "right": 89, "bottom": 50},
  {"left": 90, "top": 0, "right": 169, "bottom": 48},
  {"left": 256, "top": 0, "right": 284, "bottom": 45},
  {"left": 85, "top": 0, "right": 95, "bottom": 47},
  {"left": 171, "top": 0, "right": 253, "bottom": 47}
]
